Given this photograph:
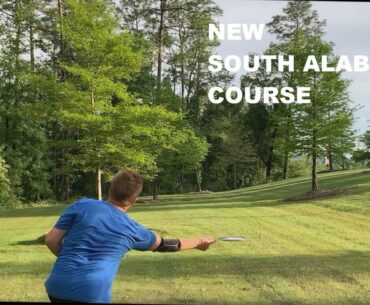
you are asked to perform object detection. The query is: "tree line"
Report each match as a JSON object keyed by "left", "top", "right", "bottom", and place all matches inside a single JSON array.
[{"left": 0, "top": 0, "right": 368, "bottom": 207}]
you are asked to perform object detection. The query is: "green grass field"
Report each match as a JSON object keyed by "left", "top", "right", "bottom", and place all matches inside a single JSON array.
[{"left": 0, "top": 169, "right": 370, "bottom": 304}]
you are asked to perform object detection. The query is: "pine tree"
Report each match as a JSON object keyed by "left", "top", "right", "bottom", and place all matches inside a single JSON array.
[
  {"left": 295, "top": 36, "right": 354, "bottom": 191},
  {"left": 266, "top": 1, "right": 355, "bottom": 191}
]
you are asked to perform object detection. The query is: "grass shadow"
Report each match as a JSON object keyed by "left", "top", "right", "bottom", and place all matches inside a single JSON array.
[
  {"left": 2, "top": 250, "right": 369, "bottom": 283},
  {"left": 1, "top": 250, "right": 369, "bottom": 304},
  {"left": 12, "top": 234, "right": 46, "bottom": 246},
  {"left": 120, "top": 250, "right": 370, "bottom": 281}
]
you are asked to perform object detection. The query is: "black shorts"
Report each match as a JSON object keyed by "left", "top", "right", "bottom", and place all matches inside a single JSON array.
[{"left": 48, "top": 295, "right": 85, "bottom": 303}]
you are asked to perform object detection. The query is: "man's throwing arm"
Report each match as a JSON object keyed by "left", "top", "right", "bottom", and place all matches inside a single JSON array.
[{"left": 149, "top": 232, "right": 215, "bottom": 252}]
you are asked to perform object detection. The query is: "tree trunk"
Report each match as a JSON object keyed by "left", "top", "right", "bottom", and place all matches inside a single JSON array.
[
  {"left": 233, "top": 158, "right": 237, "bottom": 189},
  {"left": 153, "top": 177, "right": 159, "bottom": 201},
  {"left": 14, "top": 1, "right": 21, "bottom": 73},
  {"left": 327, "top": 109, "right": 333, "bottom": 171},
  {"left": 57, "top": 0, "right": 64, "bottom": 59},
  {"left": 341, "top": 155, "right": 346, "bottom": 170},
  {"left": 282, "top": 151, "right": 289, "bottom": 180},
  {"left": 265, "top": 161, "right": 272, "bottom": 182},
  {"left": 178, "top": 176, "right": 184, "bottom": 193},
  {"left": 91, "top": 90, "right": 95, "bottom": 107},
  {"left": 56, "top": 0, "right": 70, "bottom": 200},
  {"left": 265, "top": 128, "right": 277, "bottom": 182},
  {"left": 60, "top": 171, "right": 70, "bottom": 201},
  {"left": 196, "top": 169, "right": 202, "bottom": 192},
  {"left": 311, "top": 131, "right": 318, "bottom": 192},
  {"left": 328, "top": 150, "right": 334, "bottom": 171},
  {"left": 311, "top": 68, "right": 318, "bottom": 192},
  {"left": 179, "top": 167, "right": 184, "bottom": 193},
  {"left": 29, "top": 22, "right": 35, "bottom": 71},
  {"left": 156, "top": 0, "right": 166, "bottom": 93},
  {"left": 52, "top": 35, "right": 57, "bottom": 71},
  {"left": 152, "top": 0, "right": 166, "bottom": 201},
  {"left": 178, "top": 24, "right": 185, "bottom": 110},
  {"left": 96, "top": 167, "right": 102, "bottom": 200}
]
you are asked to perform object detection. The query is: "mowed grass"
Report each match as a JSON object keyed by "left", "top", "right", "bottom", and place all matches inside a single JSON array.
[{"left": 0, "top": 170, "right": 370, "bottom": 304}]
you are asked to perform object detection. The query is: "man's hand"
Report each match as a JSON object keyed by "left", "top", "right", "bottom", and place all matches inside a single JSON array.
[{"left": 195, "top": 236, "right": 216, "bottom": 251}]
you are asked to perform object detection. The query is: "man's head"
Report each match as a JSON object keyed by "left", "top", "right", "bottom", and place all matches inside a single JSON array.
[{"left": 108, "top": 170, "right": 143, "bottom": 206}]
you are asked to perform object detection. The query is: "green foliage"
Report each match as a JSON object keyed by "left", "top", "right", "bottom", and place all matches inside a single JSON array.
[
  {"left": 156, "top": 128, "right": 209, "bottom": 193},
  {"left": 361, "top": 130, "right": 370, "bottom": 150},
  {"left": 285, "top": 156, "right": 326, "bottom": 179},
  {"left": 200, "top": 103, "right": 260, "bottom": 190},
  {"left": 0, "top": 0, "right": 53, "bottom": 202},
  {"left": 0, "top": 148, "right": 16, "bottom": 208},
  {"left": 353, "top": 130, "right": 370, "bottom": 167},
  {"left": 0, "top": 0, "right": 362, "bottom": 201},
  {"left": 287, "top": 157, "right": 310, "bottom": 178}
]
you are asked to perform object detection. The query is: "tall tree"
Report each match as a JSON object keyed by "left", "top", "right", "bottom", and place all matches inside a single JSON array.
[
  {"left": 166, "top": 0, "right": 221, "bottom": 117},
  {"left": 265, "top": 1, "right": 326, "bottom": 181},
  {"left": 56, "top": 0, "right": 188, "bottom": 200},
  {"left": 295, "top": 36, "right": 354, "bottom": 191},
  {"left": 266, "top": 1, "right": 355, "bottom": 191},
  {"left": 241, "top": 53, "right": 281, "bottom": 182},
  {"left": 0, "top": 0, "right": 52, "bottom": 201},
  {"left": 118, "top": 0, "right": 221, "bottom": 198}
]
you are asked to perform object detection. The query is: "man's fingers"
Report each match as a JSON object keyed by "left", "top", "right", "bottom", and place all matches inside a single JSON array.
[{"left": 198, "top": 236, "right": 216, "bottom": 251}]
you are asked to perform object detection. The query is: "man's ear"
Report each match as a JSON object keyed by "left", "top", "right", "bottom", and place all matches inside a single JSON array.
[{"left": 128, "top": 197, "right": 137, "bottom": 206}]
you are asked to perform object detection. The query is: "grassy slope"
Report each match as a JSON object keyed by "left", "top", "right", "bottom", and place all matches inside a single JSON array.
[{"left": 0, "top": 169, "right": 369, "bottom": 304}]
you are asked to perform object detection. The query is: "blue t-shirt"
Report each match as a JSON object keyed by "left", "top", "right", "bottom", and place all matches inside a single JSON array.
[{"left": 44, "top": 198, "right": 156, "bottom": 303}]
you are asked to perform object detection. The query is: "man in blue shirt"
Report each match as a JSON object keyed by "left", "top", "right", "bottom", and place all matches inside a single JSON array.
[{"left": 44, "top": 170, "right": 215, "bottom": 303}]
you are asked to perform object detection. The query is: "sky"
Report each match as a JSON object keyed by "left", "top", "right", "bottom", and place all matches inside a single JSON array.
[{"left": 213, "top": 0, "right": 370, "bottom": 134}]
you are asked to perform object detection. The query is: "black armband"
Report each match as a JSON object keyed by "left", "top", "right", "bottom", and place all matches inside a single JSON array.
[{"left": 154, "top": 237, "right": 181, "bottom": 252}]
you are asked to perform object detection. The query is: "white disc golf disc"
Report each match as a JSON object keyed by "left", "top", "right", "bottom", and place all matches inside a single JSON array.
[{"left": 218, "top": 236, "right": 247, "bottom": 241}]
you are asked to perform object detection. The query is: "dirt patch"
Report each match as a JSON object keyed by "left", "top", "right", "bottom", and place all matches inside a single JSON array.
[
  {"left": 317, "top": 169, "right": 346, "bottom": 174},
  {"left": 284, "top": 188, "right": 354, "bottom": 202},
  {"left": 187, "top": 190, "right": 213, "bottom": 195},
  {"left": 136, "top": 199, "right": 153, "bottom": 204}
]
